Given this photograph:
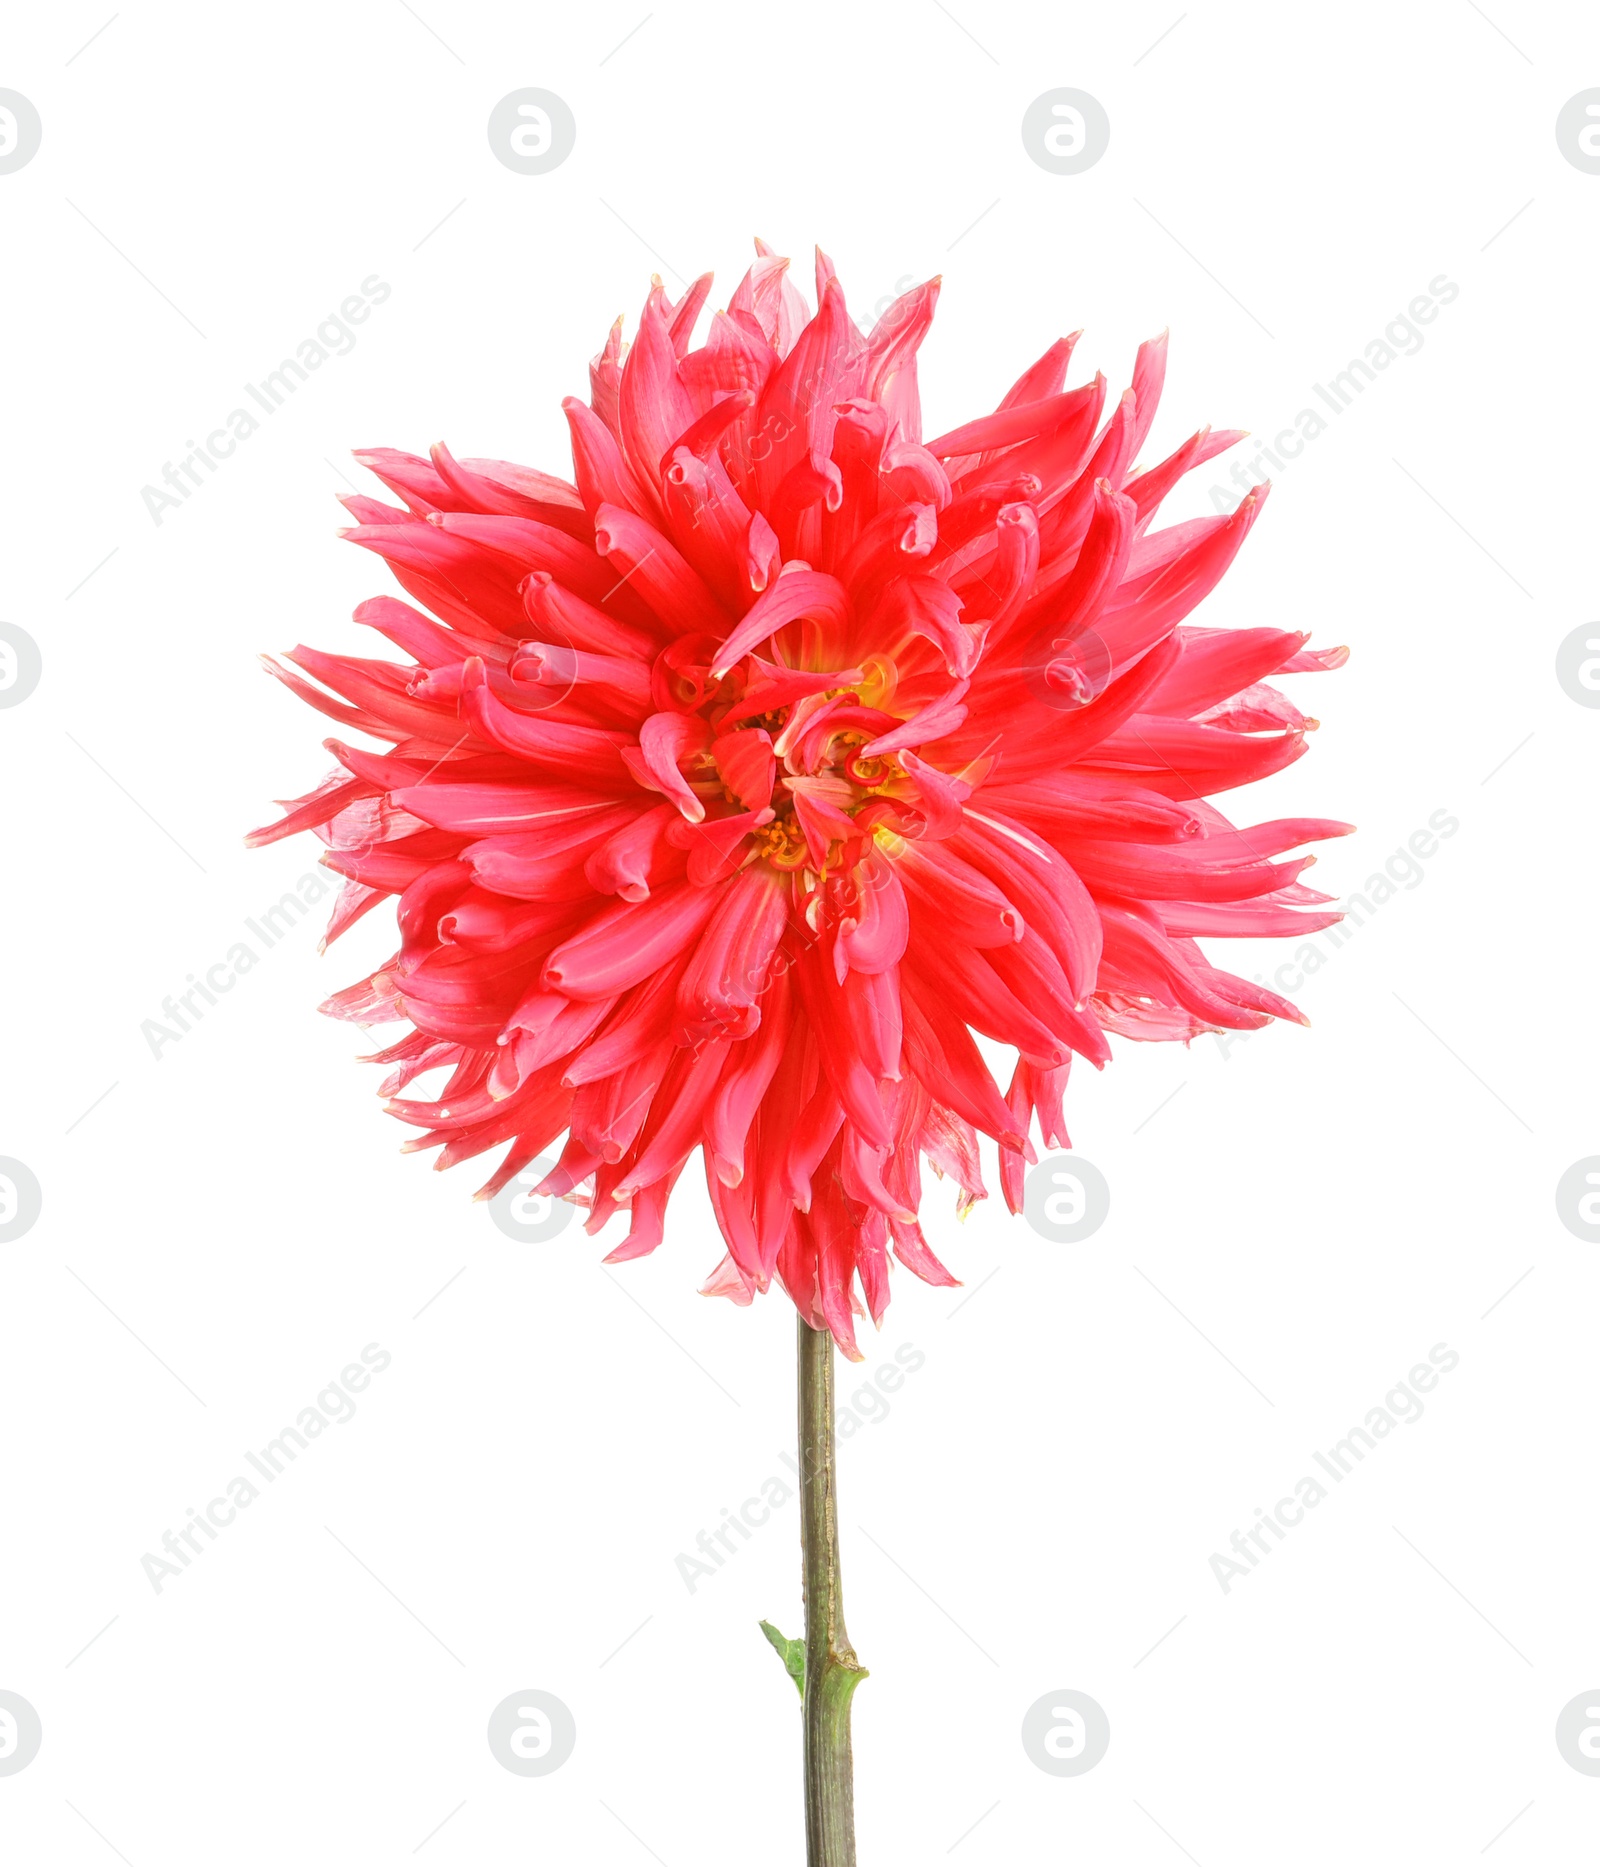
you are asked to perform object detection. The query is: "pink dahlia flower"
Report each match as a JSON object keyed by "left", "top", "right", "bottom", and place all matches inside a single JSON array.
[{"left": 252, "top": 242, "right": 1346, "bottom": 1356}]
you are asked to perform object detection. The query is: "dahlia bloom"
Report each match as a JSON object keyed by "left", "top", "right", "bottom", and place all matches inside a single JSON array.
[{"left": 252, "top": 242, "right": 1345, "bottom": 1356}]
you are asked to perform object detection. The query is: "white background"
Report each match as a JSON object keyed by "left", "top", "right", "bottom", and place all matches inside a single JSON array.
[{"left": 2, "top": 2, "right": 1597, "bottom": 1860}]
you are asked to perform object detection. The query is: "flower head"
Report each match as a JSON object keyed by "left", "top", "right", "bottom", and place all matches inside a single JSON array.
[{"left": 253, "top": 242, "right": 1346, "bottom": 1356}]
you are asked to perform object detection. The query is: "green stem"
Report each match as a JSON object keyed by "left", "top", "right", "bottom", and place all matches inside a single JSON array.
[{"left": 798, "top": 1317, "right": 867, "bottom": 1865}]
